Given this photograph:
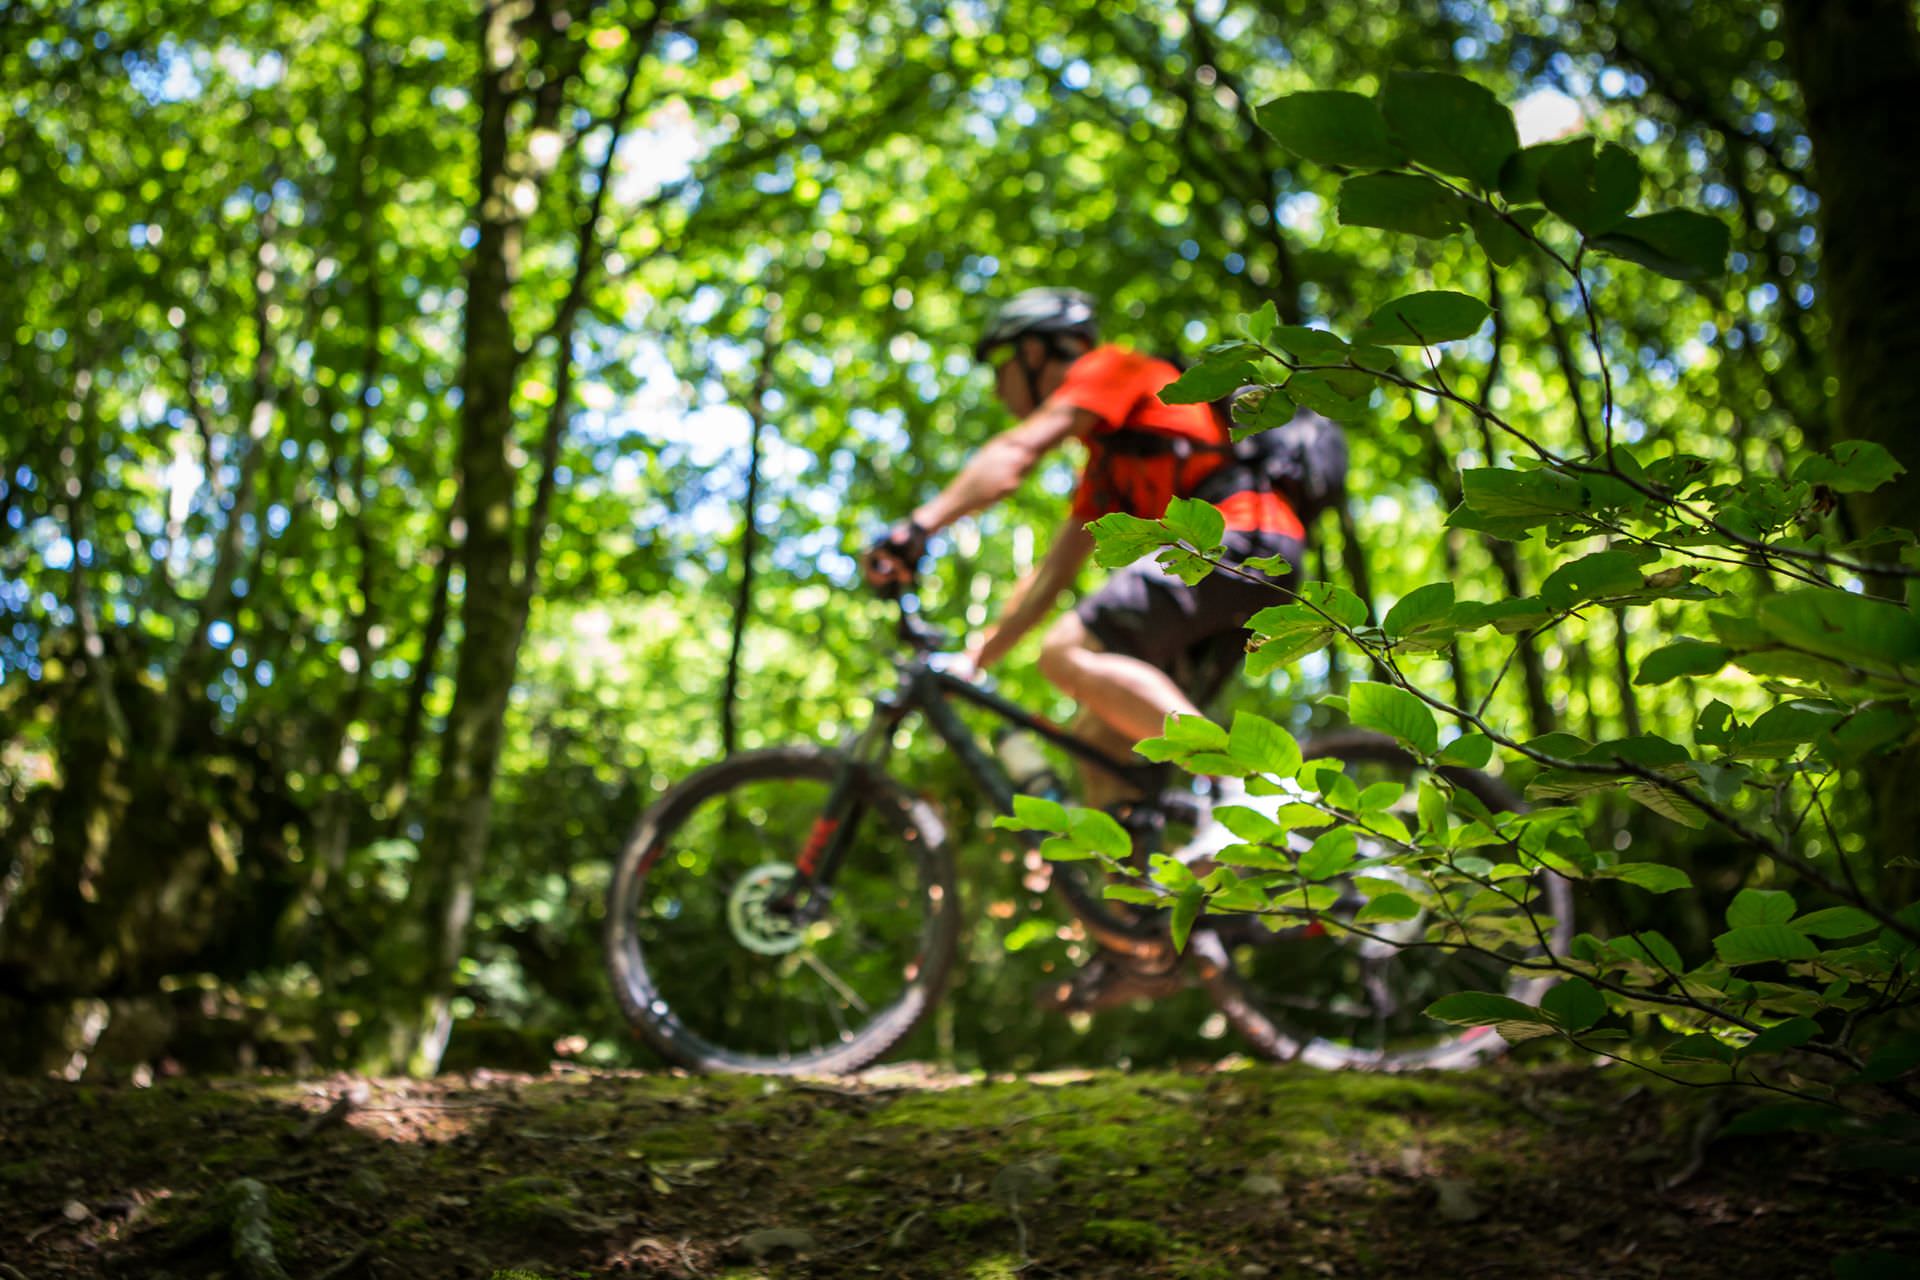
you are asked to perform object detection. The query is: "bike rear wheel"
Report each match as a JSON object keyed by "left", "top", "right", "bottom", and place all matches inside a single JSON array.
[
  {"left": 605, "top": 747, "right": 957, "bottom": 1074},
  {"left": 1196, "top": 730, "right": 1573, "bottom": 1069}
]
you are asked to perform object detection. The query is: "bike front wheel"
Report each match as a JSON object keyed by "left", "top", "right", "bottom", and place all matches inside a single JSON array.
[
  {"left": 605, "top": 747, "right": 958, "bottom": 1074},
  {"left": 1195, "top": 729, "right": 1574, "bottom": 1070}
]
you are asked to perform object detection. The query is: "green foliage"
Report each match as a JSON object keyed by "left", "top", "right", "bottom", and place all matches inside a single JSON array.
[{"left": 1006, "top": 67, "right": 1920, "bottom": 1120}]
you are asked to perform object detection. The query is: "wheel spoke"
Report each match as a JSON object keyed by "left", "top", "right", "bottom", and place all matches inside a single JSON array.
[{"left": 802, "top": 950, "right": 871, "bottom": 1015}]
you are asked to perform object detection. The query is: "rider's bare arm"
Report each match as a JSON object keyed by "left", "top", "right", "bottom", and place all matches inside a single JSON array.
[
  {"left": 911, "top": 397, "right": 1093, "bottom": 533},
  {"left": 971, "top": 518, "right": 1095, "bottom": 669}
]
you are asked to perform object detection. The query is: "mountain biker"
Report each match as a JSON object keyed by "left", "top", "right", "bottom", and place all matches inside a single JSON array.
[{"left": 862, "top": 287, "right": 1309, "bottom": 1008}]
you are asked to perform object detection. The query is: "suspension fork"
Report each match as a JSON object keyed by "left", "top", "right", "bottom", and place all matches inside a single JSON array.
[{"left": 788, "top": 690, "right": 912, "bottom": 919}]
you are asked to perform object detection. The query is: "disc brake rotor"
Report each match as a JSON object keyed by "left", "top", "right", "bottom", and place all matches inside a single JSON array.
[{"left": 727, "top": 863, "right": 807, "bottom": 957}]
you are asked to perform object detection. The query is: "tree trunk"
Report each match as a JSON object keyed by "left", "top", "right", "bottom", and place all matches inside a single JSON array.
[
  {"left": 391, "top": 2, "right": 649, "bottom": 1073},
  {"left": 389, "top": 1, "right": 541, "bottom": 1073},
  {"left": 1782, "top": 0, "right": 1920, "bottom": 881},
  {"left": 721, "top": 302, "right": 783, "bottom": 756},
  {"left": 1781, "top": 1, "right": 1920, "bottom": 541}
]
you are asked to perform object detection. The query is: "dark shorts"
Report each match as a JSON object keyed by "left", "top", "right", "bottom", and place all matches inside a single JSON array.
[{"left": 1075, "top": 531, "right": 1304, "bottom": 707}]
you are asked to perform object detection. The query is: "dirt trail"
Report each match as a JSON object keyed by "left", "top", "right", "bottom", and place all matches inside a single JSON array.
[{"left": 0, "top": 1062, "right": 1909, "bottom": 1278}]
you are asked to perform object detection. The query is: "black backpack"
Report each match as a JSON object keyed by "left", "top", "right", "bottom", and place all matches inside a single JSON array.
[{"left": 1100, "top": 404, "right": 1349, "bottom": 533}]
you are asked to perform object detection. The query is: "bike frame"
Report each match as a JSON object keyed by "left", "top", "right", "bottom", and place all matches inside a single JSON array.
[{"left": 795, "top": 634, "right": 1162, "bottom": 900}]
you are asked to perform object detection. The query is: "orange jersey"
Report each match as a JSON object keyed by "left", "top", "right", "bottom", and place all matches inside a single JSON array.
[{"left": 1053, "top": 345, "right": 1304, "bottom": 539}]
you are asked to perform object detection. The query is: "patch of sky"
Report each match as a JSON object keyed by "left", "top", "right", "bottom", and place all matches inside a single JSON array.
[
  {"left": 1224, "top": 252, "right": 1246, "bottom": 275},
  {"left": 1276, "top": 191, "right": 1322, "bottom": 235},
  {"left": 1062, "top": 60, "right": 1091, "bottom": 91},
  {"left": 209, "top": 620, "right": 234, "bottom": 648},
  {"left": 1514, "top": 88, "right": 1583, "bottom": 146}
]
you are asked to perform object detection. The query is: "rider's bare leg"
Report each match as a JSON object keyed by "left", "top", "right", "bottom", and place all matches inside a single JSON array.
[
  {"left": 1067, "top": 710, "right": 1147, "bottom": 809},
  {"left": 1037, "top": 612, "right": 1197, "bottom": 747}
]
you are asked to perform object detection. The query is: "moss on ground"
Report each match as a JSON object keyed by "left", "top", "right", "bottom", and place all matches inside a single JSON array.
[{"left": 0, "top": 1063, "right": 1912, "bottom": 1278}]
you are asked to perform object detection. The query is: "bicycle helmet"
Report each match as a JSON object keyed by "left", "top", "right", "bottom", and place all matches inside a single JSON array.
[{"left": 974, "top": 287, "right": 1099, "bottom": 362}]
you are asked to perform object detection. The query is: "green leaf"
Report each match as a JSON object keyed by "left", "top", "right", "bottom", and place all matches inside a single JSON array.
[
  {"left": 1635, "top": 640, "right": 1731, "bottom": 685},
  {"left": 1753, "top": 588, "right": 1920, "bottom": 674},
  {"left": 1242, "top": 552, "right": 1294, "bottom": 576},
  {"left": 1359, "top": 290, "right": 1491, "bottom": 346},
  {"left": 1337, "top": 173, "right": 1466, "bottom": 238},
  {"left": 1715, "top": 924, "right": 1820, "bottom": 966},
  {"left": 1727, "top": 888, "right": 1798, "bottom": 929},
  {"left": 1499, "top": 140, "right": 1572, "bottom": 204},
  {"left": 1436, "top": 733, "right": 1494, "bottom": 769},
  {"left": 1349, "top": 681, "right": 1440, "bottom": 756},
  {"left": 1299, "top": 582, "right": 1371, "bottom": 629},
  {"left": 1085, "top": 512, "right": 1171, "bottom": 569},
  {"left": 1537, "top": 139, "right": 1640, "bottom": 235},
  {"left": 1214, "top": 804, "right": 1283, "bottom": 843},
  {"left": 1229, "top": 388, "right": 1296, "bottom": 440},
  {"left": 1067, "top": 808, "right": 1133, "bottom": 861},
  {"left": 1792, "top": 907, "right": 1880, "bottom": 940},
  {"left": 1255, "top": 90, "right": 1405, "bottom": 169},
  {"left": 1357, "top": 779, "right": 1405, "bottom": 812},
  {"left": 1417, "top": 780, "right": 1449, "bottom": 838},
  {"left": 1541, "top": 977, "right": 1606, "bottom": 1032},
  {"left": 1591, "top": 210, "right": 1731, "bottom": 280},
  {"left": 1355, "top": 892, "right": 1422, "bottom": 923},
  {"left": 1268, "top": 325, "right": 1350, "bottom": 363},
  {"left": 1162, "top": 496, "right": 1226, "bottom": 552},
  {"left": 1038, "top": 835, "right": 1097, "bottom": 862},
  {"left": 1793, "top": 441, "right": 1907, "bottom": 495},
  {"left": 1856, "top": 1032, "right": 1920, "bottom": 1084},
  {"left": 1609, "top": 931, "right": 1684, "bottom": 974},
  {"left": 1298, "top": 827, "right": 1359, "bottom": 880},
  {"left": 1742, "top": 1017, "right": 1818, "bottom": 1057},
  {"left": 1163, "top": 713, "right": 1229, "bottom": 753},
  {"left": 1156, "top": 547, "right": 1214, "bottom": 586},
  {"left": 1240, "top": 300, "right": 1279, "bottom": 345},
  {"left": 1160, "top": 356, "right": 1255, "bottom": 405},
  {"left": 1169, "top": 885, "right": 1204, "bottom": 953},
  {"left": 995, "top": 794, "right": 1068, "bottom": 834},
  {"left": 1424, "top": 990, "right": 1549, "bottom": 1028},
  {"left": 1601, "top": 863, "right": 1692, "bottom": 894},
  {"left": 1539, "top": 550, "right": 1647, "bottom": 608},
  {"left": 1103, "top": 884, "right": 1165, "bottom": 907},
  {"left": 1467, "top": 202, "right": 1537, "bottom": 267},
  {"left": 1379, "top": 71, "right": 1518, "bottom": 189},
  {"left": 1384, "top": 582, "right": 1456, "bottom": 636},
  {"left": 1284, "top": 369, "right": 1371, "bottom": 419},
  {"left": 1228, "top": 711, "right": 1303, "bottom": 777}
]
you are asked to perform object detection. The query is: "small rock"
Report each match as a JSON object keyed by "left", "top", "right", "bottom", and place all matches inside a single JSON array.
[
  {"left": 1240, "top": 1265, "right": 1273, "bottom": 1278},
  {"left": 1240, "top": 1173, "right": 1286, "bottom": 1197},
  {"left": 62, "top": 1200, "right": 91, "bottom": 1223},
  {"left": 1433, "top": 1177, "right": 1484, "bottom": 1223},
  {"left": 740, "top": 1227, "right": 817, "bottom": 1261}
]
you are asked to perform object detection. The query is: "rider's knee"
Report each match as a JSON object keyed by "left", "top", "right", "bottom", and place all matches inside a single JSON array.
[{"left": 1037, "top": 617, "right": 1087, "bottom": 692}]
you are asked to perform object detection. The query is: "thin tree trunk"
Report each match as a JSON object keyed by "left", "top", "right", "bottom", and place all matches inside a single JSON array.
[{"left": 721, "top": 301, "right": 783, "bottom": 757}]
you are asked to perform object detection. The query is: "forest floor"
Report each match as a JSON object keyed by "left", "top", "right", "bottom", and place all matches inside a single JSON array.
[{"left": 1, "top": 1061, "right": 1913, "bottom": 1280}]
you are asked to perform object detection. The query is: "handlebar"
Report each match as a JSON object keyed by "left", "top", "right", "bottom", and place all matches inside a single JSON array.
[{"left": 894, "top": 594, "right": 955, "bottom": 655}]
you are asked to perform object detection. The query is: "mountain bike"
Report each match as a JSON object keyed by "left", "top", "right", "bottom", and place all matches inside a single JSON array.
[{"left": 605, "top": 594, "right": 1572, "bottom": 1075}]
